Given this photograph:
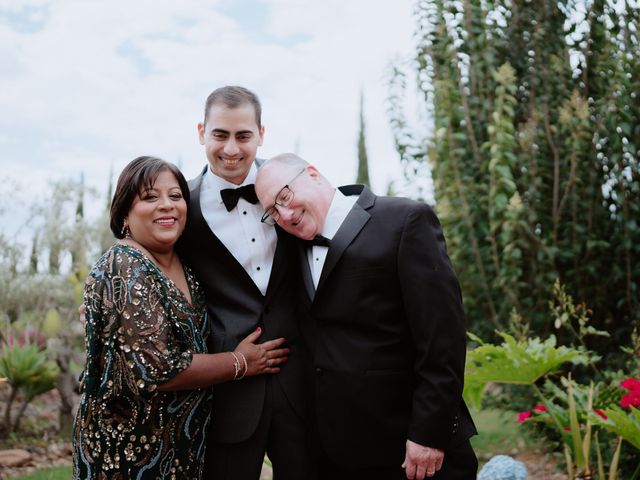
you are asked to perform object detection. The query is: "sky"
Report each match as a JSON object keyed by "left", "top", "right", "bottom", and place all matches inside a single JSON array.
[{"left": 0, "top": 0, "right": 424, "bottom": 242}]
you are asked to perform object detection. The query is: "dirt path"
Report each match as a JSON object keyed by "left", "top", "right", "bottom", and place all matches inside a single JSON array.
[{"left": 514, "top": 452, "right": 568, "bottom": 480}]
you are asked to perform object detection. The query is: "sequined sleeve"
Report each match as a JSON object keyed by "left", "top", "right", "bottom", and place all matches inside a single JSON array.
[{"left": 83, "top": 247, "right": 193, "bottom": 400}]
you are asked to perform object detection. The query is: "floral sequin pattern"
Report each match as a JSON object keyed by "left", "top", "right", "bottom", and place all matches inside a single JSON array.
[{"left": 72, "top": 244, "right": 212, "bottom": 479}]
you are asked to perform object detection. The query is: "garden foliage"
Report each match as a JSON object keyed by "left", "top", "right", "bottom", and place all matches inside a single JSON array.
[
  {"left": 389, "top": 0, "right": 640, "bottom": 358},
  {"left": 0, "top": 341, "right": 59, "bottom": 433},
  {"left": 464, "top": 284, "right": 640, "bottom": 478}
]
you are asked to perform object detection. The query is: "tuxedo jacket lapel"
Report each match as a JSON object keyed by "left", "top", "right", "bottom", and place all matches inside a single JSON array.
[
  {"left": 264, "top": 227, "right": 294, "bottom": 303},
  {"left": 298, "top": 241, "right": 316, "bottom": 302},
  {"left": 316, "top": 186, "right": 373, "bottom": 293},
  {"left": 187, "top": 166, "right": 263, "bottom": 297}
]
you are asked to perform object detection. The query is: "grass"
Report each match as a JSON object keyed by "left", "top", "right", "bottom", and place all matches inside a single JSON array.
[
  {"left": 11, "top": 466, "right": 72, "bottom": 480},
  {"left": 10, "top": 462, "right": 272, "bottom": 480},
  {"left": 470, "top": 408, "right": 537, "bottom": 462}
]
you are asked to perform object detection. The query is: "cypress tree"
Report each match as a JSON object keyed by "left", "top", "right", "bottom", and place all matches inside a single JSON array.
[
  {"left": 356, "top": 90, "right": 371, "bottom": 186},
  {"left": 29, "top": 232, "right": 39, "bottom": 274}
]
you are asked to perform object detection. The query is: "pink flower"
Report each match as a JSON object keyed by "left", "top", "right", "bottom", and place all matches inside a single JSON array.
[
  {"left": 534, "top": 404, "right": 547, "bottom": 412},
  {"left": 6, "top": 328, "right": 47, "bottom": 350},
  {"left": 517, "top": 411, "right": 531, "bottom": 423},
  {"left": 594, "top": 409, "right": 608, "bottom": 420}
]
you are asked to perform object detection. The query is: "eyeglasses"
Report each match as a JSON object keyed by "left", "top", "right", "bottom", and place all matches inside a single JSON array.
[{"left": 260, "top": 169, "right": 306, "bottom": 225}]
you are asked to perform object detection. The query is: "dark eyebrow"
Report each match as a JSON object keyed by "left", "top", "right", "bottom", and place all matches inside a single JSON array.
[{"left": 210, "top": 128, "right": 253, "bottom": 136}]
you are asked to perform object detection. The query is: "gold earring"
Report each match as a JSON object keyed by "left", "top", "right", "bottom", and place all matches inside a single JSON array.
[{"left": 121, "top": 221, "right": 131, "bottom": 238}]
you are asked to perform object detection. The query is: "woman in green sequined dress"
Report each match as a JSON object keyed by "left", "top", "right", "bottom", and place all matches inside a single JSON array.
[{"left": 72, "top": 157, "right": 289, "bottom": 479}]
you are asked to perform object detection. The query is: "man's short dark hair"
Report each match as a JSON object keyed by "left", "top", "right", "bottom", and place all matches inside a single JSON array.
[
  {"left": 203, "top": 86, "right": 262, "bottom": 128},
  {"left": 110, "top": 156, "right": 190, "bottom": 239}
]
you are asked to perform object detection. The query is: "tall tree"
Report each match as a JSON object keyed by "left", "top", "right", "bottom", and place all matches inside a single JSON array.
[
  {"left": 356, "top": 90, "right": 371, "bottom": 186},
  {"left": 70, "top": 173, "right": 87, "bottom": 278},
  {"left": 388, "top": 0, "right": 640, "bottom": 353},
  {"left": 29, "top": 232, "right": 39, "bottom": 275},
  {"left": 97, "top": 166, "right": 115, "bottom": 253}
]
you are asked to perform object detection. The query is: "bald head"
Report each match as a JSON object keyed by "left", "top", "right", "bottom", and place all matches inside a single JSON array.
[
  {"left": 264, "top": 152, "right": 308, "bottom": 170},
  {"left": 256, "top": 153, "right": 334, "bottom": 240}
]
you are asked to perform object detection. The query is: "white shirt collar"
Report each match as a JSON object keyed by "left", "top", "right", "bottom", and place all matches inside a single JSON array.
[{"left": 321, "top": 188, "right": 357, "bottom": 240}]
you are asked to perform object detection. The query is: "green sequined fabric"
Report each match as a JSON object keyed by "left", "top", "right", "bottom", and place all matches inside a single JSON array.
[{"left": 72, "top": 244, "right": 212, "bottom": 479}]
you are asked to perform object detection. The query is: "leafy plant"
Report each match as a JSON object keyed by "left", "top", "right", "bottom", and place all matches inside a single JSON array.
[
  {"left": 464, "top": 331, "right": 589, "bottom": 409},
  {"left": 592, "top": 405, "right": 640, "bottom": 451},
  {"left": 0, "top": 342, "right": 59, "bottom": 434},
  {"left": 465, "top": 283, "right": 639, "bottom": 478}
]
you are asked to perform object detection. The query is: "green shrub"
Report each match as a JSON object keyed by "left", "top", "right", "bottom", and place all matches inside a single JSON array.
[{"left": 0, "top": 342, "right": 59, "bottom": 434}]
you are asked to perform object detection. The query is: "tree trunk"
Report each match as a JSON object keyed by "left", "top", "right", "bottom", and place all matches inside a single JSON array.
[{"left": 56, "top": 345, "right": 78, "bottom": 439}]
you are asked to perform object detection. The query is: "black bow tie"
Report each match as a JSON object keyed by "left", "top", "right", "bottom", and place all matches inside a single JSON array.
[
  {"left": 303, "top": 235, "right": 331, "bottom": 248},
  {"left": 220, "top": 184, "right": 258, "bottom": 212}
]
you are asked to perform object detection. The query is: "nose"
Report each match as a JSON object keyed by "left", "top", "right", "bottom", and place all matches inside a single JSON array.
[
  {"left": 158, "top": 195, "right": 174, "bottom": 210},
  {"left": 223, "top": 138, "right": 240, "bottom": 156},
  {"left": 275, "top": 204, "right": 295, "bottom": 222}
]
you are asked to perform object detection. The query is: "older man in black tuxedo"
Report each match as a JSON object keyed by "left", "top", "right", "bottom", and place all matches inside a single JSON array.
[{"left": 255, "top": 153, "right": 477, "bottom": 480}]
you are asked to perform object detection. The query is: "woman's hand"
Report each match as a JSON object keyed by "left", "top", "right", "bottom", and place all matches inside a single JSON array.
[
  {"left": 234, "top": 327, "right": 289, "bottom": 377},
  {"left": 158, "top": 328, "right": 290, "bottom": 390}
]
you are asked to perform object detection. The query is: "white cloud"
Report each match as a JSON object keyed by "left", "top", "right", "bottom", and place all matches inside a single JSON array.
[{"left": 0, "top": 0, "right": 424, "bottom": 239}]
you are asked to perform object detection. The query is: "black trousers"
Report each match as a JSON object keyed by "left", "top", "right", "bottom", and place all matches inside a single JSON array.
[
  {"left": 204, "top": 377, "right": 317, "bottom": 480},
  {"left": 318, "top": 438, "right": 477, "bottom": 480}
]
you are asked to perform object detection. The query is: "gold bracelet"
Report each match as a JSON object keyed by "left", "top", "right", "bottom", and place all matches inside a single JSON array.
[
  {"left": 236, "top": 352, "right": 248, "bottom": 380},
  {"left": 229, "top": 352, "right": 241, "bottom": 380}
]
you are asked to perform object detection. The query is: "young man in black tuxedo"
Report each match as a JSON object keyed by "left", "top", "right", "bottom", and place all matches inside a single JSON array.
[
  {"left": 178, "top": 88, "right": 315, "bottom": 480},
  {"left": 255, "top": 153, "right": 478, "bottom": 480}
]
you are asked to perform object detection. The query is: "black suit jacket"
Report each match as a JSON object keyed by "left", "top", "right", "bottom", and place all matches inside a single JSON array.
[
  {"left": 177, "top": 165, "right": 305, "bottom": 444},
  {"left": 299, "top": 185, "right": 476, "bottom": 468}
]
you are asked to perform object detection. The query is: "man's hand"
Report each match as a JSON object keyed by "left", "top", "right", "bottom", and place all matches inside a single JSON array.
[{"left": 401, "top": 439, "right": 444, "bottom": 479}]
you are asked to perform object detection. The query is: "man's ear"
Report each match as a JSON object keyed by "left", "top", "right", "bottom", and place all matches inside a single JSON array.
[
  {"left": 197, "top": 122, "right": 206, "bottom": 145},
  {"left": 258, "top": 125, "right": 265, "bottom": 146}
]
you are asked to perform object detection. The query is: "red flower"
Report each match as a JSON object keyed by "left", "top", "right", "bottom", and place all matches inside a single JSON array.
[
  {"left": 621, "top": 393, "right": 640, "bottom": 408},
  {"left": 517, "top": 411, "right": 532, "bottom": 423},
  {"left": 620, "top": 377, "right": 640, "bottom": 408},
  {"left": 621, "top": 377, "right": 640, "bottom": 392},
  {"left": 594, "top": 409, "right": 608, "bottom": 420},
  {"left": 563, "top": 424, "right": 583, "bottom": 431},
  {"left": 534, "top": 404, "right": 547, "bottom": 412}
]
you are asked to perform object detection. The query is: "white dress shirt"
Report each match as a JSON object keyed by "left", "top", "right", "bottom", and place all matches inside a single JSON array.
[
  {"left": 200, "top": 164, "right": 276, "bottom": 295},
  {"left": 307, "top": 188, "right": 357, "bottom": 287}
]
